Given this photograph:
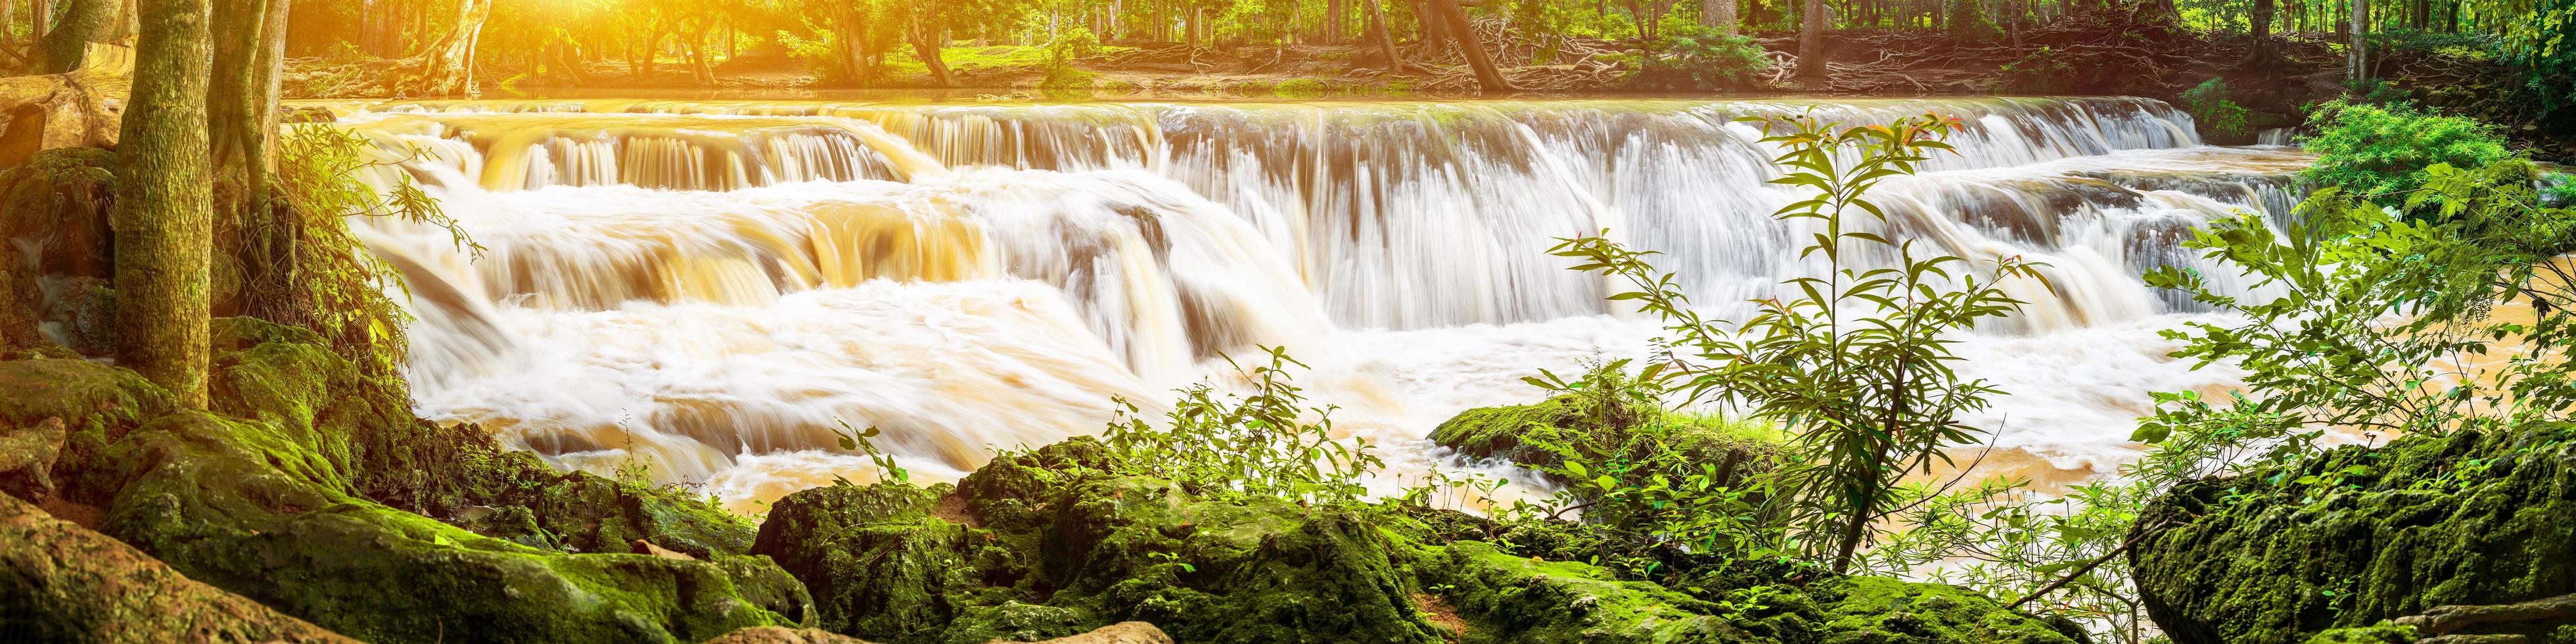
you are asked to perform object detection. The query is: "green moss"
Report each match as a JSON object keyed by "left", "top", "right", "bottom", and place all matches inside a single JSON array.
[
  {"left": 3, "top": 321, "right": 808, "bottom": 643},
  {"left": 1429, "top": 401, "right": 1783, "bottom": 478},
  {"left": 2132, "top": 424, "right": 2576, "bottom": 644},
  {"left": 757, "top": 439, "right": 1441, "bottom": 643},
  {"left": 1272, "top": 78, "right": 1329, "bottom": 99},
  {"left": 1418, "top": 540, "right": 1746, "bottom": 643},
  {"left": 752, "top": 436, "right": 2072, "bottom": 643},
  {"left": 2301, "top": 623, "right": 2418, "bottom": 643}
]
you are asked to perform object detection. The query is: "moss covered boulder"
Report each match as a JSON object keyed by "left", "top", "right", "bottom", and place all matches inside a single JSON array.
[
  {"left": 0, "top": 490, "right": 352, "bottom": 643},
  {"left": 756, "top": 438, "right": 1441, "bottom": 643},
  {"left": 4, "top": 318, "right": 812, "bottom": 643},
  {"left": 2130, "top": 424, "right": 2576, "bottom": 644},
  {"left": 1429, "top": 400, "right": 1785, "bottom": 478},
  {"left": 754, "top": 436, "right": 2081, "bottom": 644}
]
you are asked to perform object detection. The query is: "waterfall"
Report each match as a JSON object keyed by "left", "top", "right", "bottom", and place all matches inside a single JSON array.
[{"left": 323, "top": 96, "right": 2310, "bottom": 511}]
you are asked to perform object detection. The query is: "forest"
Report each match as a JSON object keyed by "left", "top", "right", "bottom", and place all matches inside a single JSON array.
[{"left": 0, "top": 0, "right": 2573, "bottom": 642}]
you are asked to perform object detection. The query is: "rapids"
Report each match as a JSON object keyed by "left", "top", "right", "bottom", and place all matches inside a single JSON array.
[{"left": 317, "top": 95, "right": 2311, "bottom": 513}]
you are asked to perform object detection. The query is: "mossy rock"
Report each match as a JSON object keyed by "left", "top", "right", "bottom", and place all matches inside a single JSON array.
[
  {"left": 0, "top": 490, "right": 354, "bottom": 642},
  {"left": 1429, "top": 400, "right": 1785, "bottom": 480},
  {"left": 755, "top": 436, "right": 2075, "bottom": 644},
  {"left": 2131, "top": 424, "right": 2576, "bottom": 644},
  {"left": 3, "top": 319, "right": 811, "bottom": 643},
  {"left": 755, "top": 438, "right": 1441, "bottom": 643}
]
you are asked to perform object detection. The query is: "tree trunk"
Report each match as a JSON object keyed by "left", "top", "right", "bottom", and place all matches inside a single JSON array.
[
  {"left": 1797, "top": 0, "right": 1825, "bottom": 83},
  {"left": 207, "top": 0, "right": 287, "bottom": 223},
  {"left": 2248, "top": 0, "right": 2275, "bottom": 68},
  {"left": 2348, "top": 0, "right": 2365, "bottom": 84},
  {"left": 1364, "top": 0, "right": 1408, "bottom": 72},
  {"left": 116, "top": 0, "right": 215, "bottom": 408},
  {"left": 39, "top": 0, "right": 116, "bottom": 73},
  {"left": 1704, "top": 0, "right": 1738, "bottom": 35},
  {"left": 394, "top": 0, "right": 489, "bottom": 96},
  {"left": 1427, "top": 0, "right": 1513, "bottom": 92},
  {"left": 909, "top": 20, "right": 953, "bottom": 87}
]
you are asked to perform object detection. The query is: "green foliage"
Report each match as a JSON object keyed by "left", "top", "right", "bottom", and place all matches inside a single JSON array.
[
  {"left": 1039, "top": 26, "right": 1103, "bottom": 89},
  {"left": 1551, "top": 111, "right": 2047, "bottom": 574},
  {"left": 1945, "top": 0, "right": 2003, "bottom": 40},
  {"left": 262, "top": 125, "right": 475, "bottom": 379},
  {"left": 1099, "top": 346, "right": 1384, "bottom": 505},
  {"left": 1626, "top": 15, "right": 1770, "bottom": 91},
  {"left": 2178, "top": 78, "right": 2253, "bottom": 143},
  {"left": 1492, "top": 359, "right": 1799, "bottom": 582},
  {"left": 2495, "top": 0, "right": 2576, "bottom": 113},
  {"left": 2297, "top": 101, "right": 2514, "bottom": 204},
  {"left": 829, "top": 419, "right": 913, "bottom": 485},
  {"left": 2147, "top": 158, "right": 2576, "bottom": 442}
]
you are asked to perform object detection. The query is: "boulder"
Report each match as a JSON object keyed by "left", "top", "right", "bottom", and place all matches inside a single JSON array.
[
  {"left": 0, "top": 490, "right": 351, "bottom": 643},
  {"left": 2132, "top": 424, "right": 2576, "bottom": 644},
  {"left": 753, "top": 436, "right": 2082, "bottom": 644},
  {"left": 3, "top": 317, "right": 812, "bottom": 643}
]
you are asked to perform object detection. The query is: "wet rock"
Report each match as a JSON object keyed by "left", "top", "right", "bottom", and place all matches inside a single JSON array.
[
  {"left": 0, "top": 490, "right": 352, "bottom": 643},
  {"left": 2132, "top": 425, "right": 2576, "bottom": 644},
  {"left": 40, "top": 275, "right": 111, "bottom": 356}
]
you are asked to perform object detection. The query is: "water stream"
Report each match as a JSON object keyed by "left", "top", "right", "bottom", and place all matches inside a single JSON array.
[{"left": 312, "top": 95, "right": 2312, "bottom": 513}]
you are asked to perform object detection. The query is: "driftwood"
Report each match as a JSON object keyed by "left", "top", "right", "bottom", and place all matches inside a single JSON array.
[{"left": 0, "top": 41, "right": 130, "bottom": 170}]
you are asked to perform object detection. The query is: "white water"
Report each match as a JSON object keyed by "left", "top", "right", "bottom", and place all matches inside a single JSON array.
[{"left": 321, "top": 96, "right": 2309, "bottom": 513}]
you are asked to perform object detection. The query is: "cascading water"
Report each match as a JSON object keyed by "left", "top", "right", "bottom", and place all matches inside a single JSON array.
[{"left": 321, "top": 95, "right": 2310, "bottom": 513}]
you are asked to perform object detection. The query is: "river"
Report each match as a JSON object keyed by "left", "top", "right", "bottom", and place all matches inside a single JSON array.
[{"left": 302, "top": 95, "right": 2312, "bottom": 513}]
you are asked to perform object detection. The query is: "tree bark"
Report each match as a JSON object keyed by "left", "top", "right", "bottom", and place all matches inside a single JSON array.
[
  {"left": 116, "top": 0, "right": 216, "bottom": 408},
  {"left": 1427, "top": 0, "right": 1513, "bottom": 92},
  {"left": 1704, "top": 0, "right": 1739, "bottom": 36},
  {"left": 38, "top": 0, "right": 117, "bottom": 73},
  {"left": 1363, "top": 0, "right": 1408, "bottom": 73},
  {"left": 394, "top": 0, "right": 490, "bottom": 96},
  {"left": 2249, "top": 0, "right": 2276, "bottom": 68},
  {"left": 2348, "top": 0, "right": 2366, "bottom": 84},
  {"left": 208, "top": 0, "right": 288, "bottom": 218},
  {"left": 1797, "top": 0, "right": 1826, "bottom": 83},
  {"left": 909, "top": 18, "right": 953, "bottom": 87}
]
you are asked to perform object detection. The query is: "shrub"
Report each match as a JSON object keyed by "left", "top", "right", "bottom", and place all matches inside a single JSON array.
[
  {"left": 1038, "top": 26, "right": 1102, "bottom": 89},
  {"left": 1626, "top": 12, "right": 1770, "bottom": 91},
  {"left": 1098, "top": 346, "right": 1383, "bottom": 505},
  {"left": 2298, "top": 100, "right": 2514, "bottom": 204},
  {"left": 2178, "top": 78, "right": 2254, "bottom": 143}
]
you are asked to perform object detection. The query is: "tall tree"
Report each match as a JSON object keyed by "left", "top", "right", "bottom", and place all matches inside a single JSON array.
[
  {"left": 1797, "top": 0, "right": 1825, "bottom": 83},
  {"left": 210, "top": 0, "right": 292, "bottom": 219},
  {"left": 2248, "top": 0, "right": 2276, "bottom": 68},
  {"left": 38, "top": 0, "right": 118, "bottom": 73},
  {"left": 1704, "top": 0, "right": 1738, "bottom": 35},
  {"left": 1363, "top": 0, "right": 1408, "bottom": 73},
  {"left": 2348, "top": 0, "right": 2367, "bottom": 83},
  {"left": 1427, "top": 0, "right": 1513, "bottom": 91},
  {"left": 116, "top": 0, "right": 215, "bottom": 407}
]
